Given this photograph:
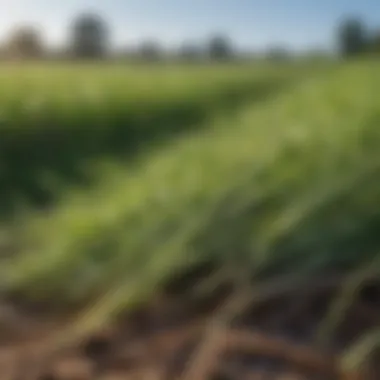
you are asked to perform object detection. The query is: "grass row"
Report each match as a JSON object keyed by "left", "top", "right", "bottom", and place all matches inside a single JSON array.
[
  {"left": 2, "top": 62, "right": 379, "bottom": 331},
  {"left": 0, "top": 63, "right": 321, "bottom": 216}
]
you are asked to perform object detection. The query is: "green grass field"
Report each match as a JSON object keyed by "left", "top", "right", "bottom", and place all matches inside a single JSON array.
[
  {"left": 0, "top": 61, "right": 379, "bottom": 348},
  {"left": 0, "top": 62, "right": 322, "bottom": 216}
]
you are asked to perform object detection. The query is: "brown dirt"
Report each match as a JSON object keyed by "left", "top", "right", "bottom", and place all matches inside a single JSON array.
[{"left": 0, "top": 269, "right": 379, "bottom": 380}]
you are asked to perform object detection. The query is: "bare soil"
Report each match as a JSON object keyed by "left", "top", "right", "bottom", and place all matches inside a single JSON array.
[{"left": 0, "top": 268, "right": 379, "bottom": 380}]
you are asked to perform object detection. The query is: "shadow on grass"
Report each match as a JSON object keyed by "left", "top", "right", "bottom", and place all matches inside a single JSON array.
[{"left": 0, "top": 76, "right": 300, "bottom": 219}]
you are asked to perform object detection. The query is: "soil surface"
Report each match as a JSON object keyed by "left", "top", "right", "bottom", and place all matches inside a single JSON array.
[{"left": 0, "top": 267, "right": 379, "bottom": 380}]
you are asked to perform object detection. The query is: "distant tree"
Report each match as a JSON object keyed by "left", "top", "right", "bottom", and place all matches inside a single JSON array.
[
  {"left": 337, "top": 17, "right": 368, "bottom": 57},
  {"left": 69, "top": 12, "right": 109, "bottom": 59},
  {"left": 207, "top": 34, "right": 234, "bottom": 61},
  {"left": 138, "top": 40, "right": 162, "bottom": 62},
  {"left": 368, "top": 30, "right": 380, "bottom": 54},
  {"left": 6, "top": 26, "right": 44, "bottom": 59}
]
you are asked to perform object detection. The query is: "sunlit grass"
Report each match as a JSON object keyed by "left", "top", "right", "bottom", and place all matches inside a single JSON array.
[
  {"left": 1, "top": 62, "right": 378, "bottom": 334},
  {"left": 0, "top": 62, "right": 321, "bottom": 216}
]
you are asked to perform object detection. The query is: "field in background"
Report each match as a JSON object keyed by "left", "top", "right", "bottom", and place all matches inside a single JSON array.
[
  {"left": 0, "top": 62, "right": 324, "bottom": 217},
  {"left": 0, "top": 60, "right": 379, "bottom": 379}
]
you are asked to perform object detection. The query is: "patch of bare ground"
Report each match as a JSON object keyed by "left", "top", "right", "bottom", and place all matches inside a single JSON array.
[{"left": 0, "top": 267, "right": 379, "bottom": 380}]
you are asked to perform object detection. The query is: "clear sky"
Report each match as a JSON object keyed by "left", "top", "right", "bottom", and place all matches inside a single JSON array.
[{"left": 0, "top": 0, "right": 379, "bottom": 51}]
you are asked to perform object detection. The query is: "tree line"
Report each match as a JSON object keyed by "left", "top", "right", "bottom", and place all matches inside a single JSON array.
[
  {"left": 1, "top": 13, "right": 236, "bottom": 62},
  {"left": 1, "top": 12, "right": 379, "bottom": 62},
  {"left": 338, "top": 17, "right": 380, "bottom": 57}
]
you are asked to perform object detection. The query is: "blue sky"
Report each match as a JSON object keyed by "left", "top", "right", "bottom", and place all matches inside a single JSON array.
[{"left": 0, "top": 0, "right": 379, "bottom": 51}]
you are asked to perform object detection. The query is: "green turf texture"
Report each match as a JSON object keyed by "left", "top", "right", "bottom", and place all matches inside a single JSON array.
[{"left": 0, "top": 61, "right": 379, "bottom": 334}]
